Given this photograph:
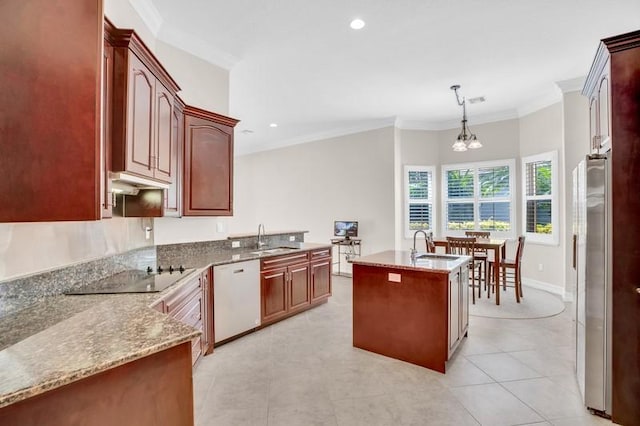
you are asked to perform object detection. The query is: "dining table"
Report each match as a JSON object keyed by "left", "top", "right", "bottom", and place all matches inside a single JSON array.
[{"left": 433, "top": 237, "right": 507, "bottom": 305}]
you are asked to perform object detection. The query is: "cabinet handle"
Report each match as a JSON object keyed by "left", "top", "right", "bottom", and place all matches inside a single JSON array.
[{"left": 233, "top": 269, "right": 244, "bottom": 274}]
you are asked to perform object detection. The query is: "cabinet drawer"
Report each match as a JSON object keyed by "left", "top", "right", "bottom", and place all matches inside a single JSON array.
[
  {"left": 310, "top": 248, "right": 331, "bottom": 260},
  {"left": 170, "top": 291, "right": 202, "bottom": 326},
  {"left": 164, "top": 274, "right": 202, "bottom": 314},
  {"left": 261, "top": 252, "right": 309, "bottom": 270}
]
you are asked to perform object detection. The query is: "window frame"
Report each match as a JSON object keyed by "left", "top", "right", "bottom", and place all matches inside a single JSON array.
[
  {"left": 441, "top": 159, "right": 516, "bottom": 239},
  {"left": 404, "top": 165, "right": 436, "bottom": 238},
  {"left": 521, "top": 150, "right": 559, "bottom": 245}
]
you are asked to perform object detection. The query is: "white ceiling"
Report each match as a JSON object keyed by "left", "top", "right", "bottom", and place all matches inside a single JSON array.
[{"left": 145, "top": 0, "right": 640, "bottom": 154}]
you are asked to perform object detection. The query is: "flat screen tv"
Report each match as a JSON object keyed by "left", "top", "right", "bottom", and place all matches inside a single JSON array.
[{"left": 334, "top": 221, "right": 358, "bottom": 238}]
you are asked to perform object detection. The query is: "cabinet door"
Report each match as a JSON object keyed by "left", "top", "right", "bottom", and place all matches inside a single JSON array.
[
  {"left": 126, "top": 53, "right": 155, "bottom": 178},
  {"left": 598, "top": 75, "right": 610, "bottom": 149},
  {"left": 101, "top": 38, "right": 113, "bottom": 218},
  {"left": 183, "top": 112, "right": 234, "bottom": 216},
  {"left": 165, "top": 101, "right": 183, "bottom": 216},
  {"left": 310, "top": 258, "right": 332, "bottom": 302},
  {"left": 460, "top": 266, "right": 469, "bottom": 336},
  {"left": 288, "top": 263, "right": 310, "bottom": 312},
  {"left": 201, "top": 268, "right": 214, "bottom": 355},
  {"left": 154, "top": 82, "right": 174, "bottom": 183},
  {"left": 589, "top": 96, "right": 599, "bottom": 152},
  {"left": 261, "top": 267, "right": 288, "bottom": 323},
  {"left": 448, "top": 271, "right": 460, "bottom": 352}
]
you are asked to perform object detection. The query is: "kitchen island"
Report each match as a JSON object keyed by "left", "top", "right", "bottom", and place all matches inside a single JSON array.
[{"left": 351, "top": 251, "right": 470, "bottom": 373}]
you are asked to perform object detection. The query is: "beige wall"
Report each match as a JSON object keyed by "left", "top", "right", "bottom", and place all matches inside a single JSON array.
[
  {"left": 230, "top": 127, "right": 396, "bottom": 273},
  {"left": 155, "top": 41, "right": 229, "bottom": 115},
  {"left": 518, "top": 103, "right": 565, "bottom": 292},
  {"left": 104, "top": 0, "right": 156, "bottom": 49}
]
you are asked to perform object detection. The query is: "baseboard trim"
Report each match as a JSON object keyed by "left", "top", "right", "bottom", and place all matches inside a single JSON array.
[{"left": 522, "top": 278, "right": 572, "bottom": 302}]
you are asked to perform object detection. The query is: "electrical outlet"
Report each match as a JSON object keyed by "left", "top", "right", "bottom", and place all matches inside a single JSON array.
[
  {"left": 231, "top": 241, "right": 240, "bottom": 248},
  {"left": 289, "top": 235, "right": 295, "bottom": 242},
  {"left": 538, "top": 263, "right": 543, "bottom": 271}
]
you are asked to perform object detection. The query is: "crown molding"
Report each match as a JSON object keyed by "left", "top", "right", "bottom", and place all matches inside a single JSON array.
[
  {"left": 157, "top": 25, "right": 240, "bottom": 70},
  {"left": 128, "top": 0, "right": 163, "bottom": 36},
  {"left": 396, "top": 108, "right": 520, "bottom": 132},
  {"left": 235, "top": 118, "right": 396, "bottom": 156},
  {"left": 516, "top": 87, "right": 562, "bottom": 118},
  {"left": 556, "top": 76, "right": 586, "bottom": 93}
]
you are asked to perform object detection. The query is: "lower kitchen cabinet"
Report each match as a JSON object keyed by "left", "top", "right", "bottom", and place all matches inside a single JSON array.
[
  {"left": 152, "top": 268, "right": 213, "bottom": 365},
  {"left": 260, "top": 249, "right": 332, "bottom": 326},
  {"left": 0, "top": 342, "right": 194, "bottom": 426},
  {"left": 448, "top": 266, "right": 469, "bottom": 358},
  {"left": 310, "top": 248, "right": 332, "bottom": 302}
]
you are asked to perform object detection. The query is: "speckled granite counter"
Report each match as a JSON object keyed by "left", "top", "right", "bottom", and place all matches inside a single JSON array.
[
  {"left": 0, "top": 242, "right": 331, "bottom": 409},
  {"left": 350, "top": 250, "right": 470, "bottom": 273}
]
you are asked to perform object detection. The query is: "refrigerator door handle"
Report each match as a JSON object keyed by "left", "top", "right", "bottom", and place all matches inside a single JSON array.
[{"left": 572, "top": 234, "right": 578, "bottom": 269}]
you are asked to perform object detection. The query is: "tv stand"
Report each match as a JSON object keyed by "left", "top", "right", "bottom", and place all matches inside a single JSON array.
[{"left": 330, "top": 238, "right": 362, "bottom": 276}]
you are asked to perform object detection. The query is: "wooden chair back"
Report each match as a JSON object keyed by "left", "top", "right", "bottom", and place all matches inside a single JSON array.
[
  {"left": 516, "top": 235, "right": 526, "bottom": 263},
  {"left": 446, "top": 236, "right": 476, "bottom": 256},
  {"left": 465, "top": 231, "right": 490, "bottom": 239}
]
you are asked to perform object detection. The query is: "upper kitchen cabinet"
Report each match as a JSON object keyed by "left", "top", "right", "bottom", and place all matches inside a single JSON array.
[
  {"left": 183, "top": 106, "right": 239, "bottom": 216},
  {"left": 105, "top": 20, "right": 180, "bottom": 185},
  {"left": 165, "top": 97, "right": 185, "bottom": 216},
  {"left": 582, "top": 29, "right": 640, "bottom": 426},
  {"left": 0, "top": 0, "right": 103, "bottom": 222},
  {"left": 584, "top": 44, "right": 611, "bottom": 153}
]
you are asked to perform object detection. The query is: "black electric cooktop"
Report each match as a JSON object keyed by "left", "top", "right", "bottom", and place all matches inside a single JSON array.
[{"left": 64, "top": 267, "right": 195, "bottom": 295}]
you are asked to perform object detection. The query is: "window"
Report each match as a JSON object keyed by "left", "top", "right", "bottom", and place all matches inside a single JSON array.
[
  {"left": 442, "top": 159, "right": 515, "bottom": 237},
  {"left": 404, "top": 165, "right": 435, "bottom": 237},
  {"left": 522, "top": 151, "right": 558, "bottom": 245}
]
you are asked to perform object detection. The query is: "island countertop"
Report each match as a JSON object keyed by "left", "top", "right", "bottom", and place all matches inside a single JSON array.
[{"left": 350, "top": 250, "right": 470, "bottom": 273}]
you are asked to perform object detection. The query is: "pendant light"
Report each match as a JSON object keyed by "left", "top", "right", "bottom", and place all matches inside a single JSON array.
[{"left": 451, "top": 85, "right": 482, "bottom": 152}]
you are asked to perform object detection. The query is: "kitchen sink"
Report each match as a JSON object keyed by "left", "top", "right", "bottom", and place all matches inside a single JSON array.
[
  {"left": 250, "top": 247, "right": 299, "bottom": 256},
  {"left": 415, "top": 254, "right": 460, "bottom": 261}
]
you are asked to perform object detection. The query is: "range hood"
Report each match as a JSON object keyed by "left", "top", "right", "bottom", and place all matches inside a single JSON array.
[{"left": 109, "top": 172, "right": 170, "bottom": 196}]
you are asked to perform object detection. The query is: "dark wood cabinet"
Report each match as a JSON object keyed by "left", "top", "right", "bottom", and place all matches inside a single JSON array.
[
  {"left": 288, "top": 263, "right": 311, "bottom": 313},
  {"left": 183, "top": 106, "right": 239, "bottom": 216},
  {"left": 261, "top": 267, "right": 289, "bottom": 323},
  {"left": 165, "top": 97, "right": 185, "bottom": 216},
  {"left": 102, "top": 37, "right": 114, "bottom": 218},
  {"left": 586, "top": 54, "right": 611, "bottom": 153},
  {"left": 154, "top": 269, "right": 214, "bottom": 365},
  {"left": 310, "top": 248, "right": 332, "bottom": 302},
  {"left": 107, "top": 21, "right": 180, "bottom": 185},
  {"left": 200, "top": 267, "right": 214, "bottom": 355},
  {"left": 0, "top": 0, "right": 103, "bottom": 222},
  {"left": 582, "top": 29, "right": 640, "bottom": 425},
  {"left": 260, "top": 252, "right": 311, "bottom": 324}
]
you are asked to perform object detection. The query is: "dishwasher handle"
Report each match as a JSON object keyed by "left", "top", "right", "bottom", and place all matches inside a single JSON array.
[{"left": 233, "top": 269, "right": 244, "bottom": 274}]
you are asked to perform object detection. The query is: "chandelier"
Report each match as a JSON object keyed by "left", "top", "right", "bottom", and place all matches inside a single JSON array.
[{"left": 450, "top": 84, "right": 482, "bottom": 152}]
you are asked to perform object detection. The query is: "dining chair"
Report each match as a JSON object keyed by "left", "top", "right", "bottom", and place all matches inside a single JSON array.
[
  {"left": 488, "top": 235, "right": 526, "bottom": 303},
  {"left": 465, "top": 231, "right": 490, "bottom": 291},
  {"left": 446, "top": 236, "right": 482, "bottom": 303}
]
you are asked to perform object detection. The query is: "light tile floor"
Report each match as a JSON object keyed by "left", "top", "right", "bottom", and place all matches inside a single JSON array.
[{"left": 193, "top": 276, "right": 612, "bottom": 426}]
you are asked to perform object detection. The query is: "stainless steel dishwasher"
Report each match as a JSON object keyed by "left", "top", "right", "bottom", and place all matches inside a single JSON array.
[{"left": 213, "top": 259, "right": 260, "bottom": 343}]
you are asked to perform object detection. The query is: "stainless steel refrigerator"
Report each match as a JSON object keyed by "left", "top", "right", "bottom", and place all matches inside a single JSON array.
[{"left": 573, "top": 153, "right": 612, "bottom": 418}]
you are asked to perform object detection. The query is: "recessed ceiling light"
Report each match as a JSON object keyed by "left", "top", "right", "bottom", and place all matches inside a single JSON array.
[
  {"left": 269, "top": 123, "right": 278, "bottom": 128},
  {"left": 350, "top": 19, "right": 365, "bottom": 30}
]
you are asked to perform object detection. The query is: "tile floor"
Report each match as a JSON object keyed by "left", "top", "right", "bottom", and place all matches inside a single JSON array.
[{"left": 193, "top": 276, "right": 612, "bottom": 426}]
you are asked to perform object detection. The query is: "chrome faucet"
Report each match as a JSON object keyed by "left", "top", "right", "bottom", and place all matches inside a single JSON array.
[
  {"left": 257, "top": 223, "right": 266, "bottom": 249},
  {"left": 411, "top": 230, "right": 429, "bottom": 261}
]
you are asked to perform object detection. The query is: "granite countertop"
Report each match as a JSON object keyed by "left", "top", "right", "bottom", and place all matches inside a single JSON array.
[
  {"left": 0, "top": 242, "right": 331, "bottom": 409},
  {"left": 163, "top": 241, "right": 331, "bottom": 270},
  {"left": 350, "top": 250, "right": 470, "bottom": 274}
]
